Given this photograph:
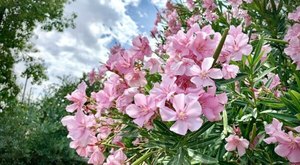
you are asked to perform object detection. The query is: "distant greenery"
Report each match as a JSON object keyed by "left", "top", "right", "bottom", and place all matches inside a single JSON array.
[
  {"left": 0, "top": 77, "right": 86, "bottom": 165},
  {"left": 0, "top": 0, "right": 76, "bottom": 111}
]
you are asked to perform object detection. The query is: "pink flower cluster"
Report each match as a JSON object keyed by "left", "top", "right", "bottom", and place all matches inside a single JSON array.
[
  {"left": 285, "top": 7, "right": 300, "bottom": 70},
  {"left": 62, "top": 1, "right": 256, "bottom": 164},
  {"left": 225, "top": 134, "right": 249, "bottom": 156},
  {"left": 61, "top": 34, "right": 153, "bottom": 164},
  {"left": 264, "top": 118, "right": 300, "bottom": 163}
]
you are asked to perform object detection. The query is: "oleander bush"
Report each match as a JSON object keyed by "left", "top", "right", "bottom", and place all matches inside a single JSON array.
[{"left": 61, "top": 0, "right": 300, "bottom": 164}]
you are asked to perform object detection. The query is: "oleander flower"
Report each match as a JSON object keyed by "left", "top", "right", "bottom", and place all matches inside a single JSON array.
[
  {"left": 224, "top": 25, "right": 252, "bottom": 61},
  {"left": 222, "top": 64, "right": 239, "bottom": 80},
  {"left": 65, "top": 81, "right": 87, "bottom": 112},
  {"left": 126, "top": 94, "right": 157, "bottom": 127},
  {"left": 130, "top": 35, "right": 152, "bottom": 60},
  {"left": 159, "top": 94, "right": 203, "bottom": 135},
  {"left": 225, "top": 135, "right": 249, "bottom": 156},
  {"left": 104, "top": 149, "right": 127, "bottom": 165},
  {"left": 61, "top": 110, "right": 97, "bottom": 147},
  {"left": 190, "top": 57, "right": 223, "bottom": 87}
]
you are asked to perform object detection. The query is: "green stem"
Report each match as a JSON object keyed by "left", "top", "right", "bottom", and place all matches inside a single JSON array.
[
  {"left": 213, "top": 28, "right": 229, "bottom": 66},
  {"left": 265, "top": 38, "right": 288, "bottom": 44},
  {"left": 132, "top": 151, "right": 154, "bottom": 165}
]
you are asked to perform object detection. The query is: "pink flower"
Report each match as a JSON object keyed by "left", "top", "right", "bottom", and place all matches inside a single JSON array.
[
  {"left": 89, "top": 69, "right": 96, "bottom": 85},
  {"left": 284, "top": 37, "right": 300, "bottom": 70},
  {"left": 202, "top": 0, "right": 216, "bottom": 10},
  {"left": 265, "top": 118, "right": 283, "bottom": 135},
  {"left": 187, "top": 15, "right": 200, "bottom": 27},
  {"left": 264, "top": 73, "right": 281, "bottom": 90},
  {"left": 132, "top": 138, "right": 140, "bottom": 146},
  {"left": 111, "top": 135, "right": 123, "bottom": 145},
  {"left": 114, "top": 51, "right": 135, "bottom": 74},
  {"left": 224, "top": 25, "right": 252, "bottom": 61},
  {"left": 97, "top": 126, "right": 112, "bottom": 140},
  {"left": 264, "top": 118, "right": 284, "bottom": 144},
  {"left": 191, "top": 57, "right": 223, "bottom": 87},
  {"left": 166, "top": 30, "right": 190, "bottom": 58},
  {"left": 288, "top": 6, "right": 300, "bottom": 22},
  {"left": 65, "top": 81, "right": 87, "bottom": 112},
  {"left": 175, "top": 75, "right": 199, "bottom": 94},
  {"left": 125, "top": 94, "right": 156, "bottom": 127},
  {"left": 222, "top": 64, "right": 239, "bottom": 80},
  {"left": 88, "top": 148, "right": 105, "bottom": 165},
  {"left": 168, "top": 58, "right": 197, "bottom": 76},
  {"left": 284, "top": 24, "right": 300, "bottom": 41},
  {"left": 116, "top": 87, "right": 139, "bottom": 113},
  {"left": 91, "top": 84, "right": 117, "bottom": 112},
  {"left": 228, "top": 0, "right": 243, "bottom": 7},
  {"left": 61, "top": 110, "right": 97, "bottom": 147},
  {"left": 124, "top": 70, "right": 147, "bottom": 87},
  {"left": 274, "top": 131, "right": 300, "bottom": 163},
  {"left": 264, "top": 119, "right": 300, "bottom": 163},
  {"left": 159, "top": 94, "right": 203, "bottom": 135},
  {"left": 225, "top": 135, "right": 250, "bottom": 156},
  {"left": 150, "top": 75, "right": 178, "bottom": 107},
  {"left": 106, "top": 45, "right": 134, "bottom": 74},
  {"left": 198, "top": 89, "right": 227, "bottom": 121},
  {"left": 188, "top": 26, "right": 221, "bottom": 60},
  {"left": 187, "top": 0, "right": 195, "bottom": 11},
  {"left": 260, "top": 45, "right": 272, "bottom": 62},
  {"left": 144, "top": 58, "right": 162, "bottom": 74},
  {"left": 130, "top": 35, "right": 152, "bottom": 60},
  {"left": 204, "top": 10, "right": 219, "bottom": 22},
  {"left": 104, "top": 149, "right": 127, "bottom": 165}
]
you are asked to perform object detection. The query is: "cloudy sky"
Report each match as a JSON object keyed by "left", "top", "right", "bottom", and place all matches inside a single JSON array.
[{"left": 18, "top": 0, "right": 167, "bottom": 98}]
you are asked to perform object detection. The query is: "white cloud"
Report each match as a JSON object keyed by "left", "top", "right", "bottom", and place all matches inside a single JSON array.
[
  {"left": 16, "top": 0, "right": 142, "bottom": 99},
  {"left": 151, "top": 0, "right": 167, "bottom": 8}
]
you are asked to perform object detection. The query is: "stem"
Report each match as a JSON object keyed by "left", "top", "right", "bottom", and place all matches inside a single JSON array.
[
  {"left": 213, "top": 28, "right": 229, "bottom": 66},
  {"left": 132, "top": 151, "right": 154, "bottom": 165},
  {"left": 265, "top": 38, "right": 288, "bottom": 44},
  {"left": 21, "top": 75, "right": 28, "bottom": 103}
]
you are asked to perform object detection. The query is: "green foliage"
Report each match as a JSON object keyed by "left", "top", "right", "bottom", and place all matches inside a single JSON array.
[
  {"left": 122, "top": 1, "right": 300, "bottom": 164},
  {"left": 0, "top": 0, "right": 76, "bottom": 111},
  {"left": 0, "top": 77, "right": 85, "bottom": 164}
]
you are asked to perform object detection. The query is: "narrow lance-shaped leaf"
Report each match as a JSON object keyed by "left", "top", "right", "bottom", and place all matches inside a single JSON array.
[{"left": 213, "top": 28, "right": 229, "bottom": 66}]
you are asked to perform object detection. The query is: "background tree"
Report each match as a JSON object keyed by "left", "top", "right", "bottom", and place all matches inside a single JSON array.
[
  {"left": 0, "top": 0, "right": 76, "bottom": 109},
  {"left": 0, "top": 76, "right": 86, "bottom": 164}
]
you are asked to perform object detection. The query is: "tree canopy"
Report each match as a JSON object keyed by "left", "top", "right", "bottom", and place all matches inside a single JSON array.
[{"left": 0, "top": 0, "right": 76, "bottom": 110}]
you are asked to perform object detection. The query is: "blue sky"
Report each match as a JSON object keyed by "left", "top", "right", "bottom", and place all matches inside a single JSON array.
[{"left": 16, "top": 0, "right": 167, "bottom": 98}]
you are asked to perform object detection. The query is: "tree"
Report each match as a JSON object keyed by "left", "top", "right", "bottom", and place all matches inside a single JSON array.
[
  {"left": 0, "top": 0, "right": 76, "bottom": 109},
  {"left": 0, "top": 76, "right": 86, "bottom": 164}
]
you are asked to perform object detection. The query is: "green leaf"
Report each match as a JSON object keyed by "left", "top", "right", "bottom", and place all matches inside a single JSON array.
[
  {"left": 188, "top": 135, "right": 220, "bottom": 149},
  {"left": 254, "top": 67, "right": 276, "bottom": 82},
  {"left": 213, "top": 28, "right": 229, "bottom": 66},
  {"left": 261, "top": 111, "right": 300, "bottom": 125},
  {"left": 168, "top": 148, "right": 187, "bottom": 165},
  {"left": 132, "top": 151, "right": 154, "bottom": 165},
  {"left": 187, "top": 122, "right": 214, "bottom": 140},
  {"left": 192, "top": 154, "right": 219, "bottom": 164},
  {"left": 216, "top": 73, "right": 248, "bottom": 86},
  {"left": 252, "top": 37, "right": 264, "bottom": 66}
]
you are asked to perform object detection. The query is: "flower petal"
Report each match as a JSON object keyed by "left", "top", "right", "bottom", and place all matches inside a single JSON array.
[
  {"left": 159, "top": 106, "right": 177, "bottom": 121},
  {"left": 187, "top": 117, "right": 203, "bottom": 132},
  {"left": 170, "top": 120, "right": 188, "bottom": 135},
  {"left": 237, "top": 145, "right": 246, "bottom": 156},
  {"left": 134, "top": 94, "right": 147, "bottom": 107},
  {"left": 208, "top": 68, "right": 223, "bottom": 79},
  {"left": 186, "top": 100, "right": 202, "bottom": 117},
  {"left": 201, "top": 57, "right": 214, "bottom": 71},
  {"left": 126, "top": 104, "right": 140, "bottom": 118},
  {"left": 173, "top": 94, "right": 185, "bottom": 111},
  {"left": 274, "top": 144, "right": 291, "bottom": 157}
]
